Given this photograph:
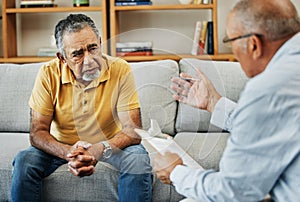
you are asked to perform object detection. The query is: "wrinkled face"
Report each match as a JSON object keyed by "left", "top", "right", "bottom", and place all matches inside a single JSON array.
[{"left": 63, "top": 26, "right": 102, "bottom": 82}]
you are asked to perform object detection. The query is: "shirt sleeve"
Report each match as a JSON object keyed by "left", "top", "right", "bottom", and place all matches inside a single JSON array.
[
  {"left": 28, "top": 65, "right": 54, "bottom": 116},
  {"left": 170, "top": 165, "right": 212, "bottom": 201},
  {"left": 210, "top": 97, "right": 237, "bottom": 132},
  {"left": 170, "top": 90, "right": 297, "bottom": 201},
  {"left": 116, "top": 62, "right": 140, "bottom": 112}
]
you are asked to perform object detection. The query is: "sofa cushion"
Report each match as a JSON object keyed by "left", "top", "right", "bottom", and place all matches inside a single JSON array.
[
  {"left": 0, "top": 63, "right": 43, "bottom": 132},
  {"left": 176, "top": 59, "right": 248, "bottom": 132},
  {"left": 174, "top": 132, "right": 230, "bottom": 170},
  {"left": 0, "top": 132, "right": 183, "bottom": 202},
  {"left": 42, "top": 164, "right": 183, "bottom": 202},
  {"left": 131, "top": 60, "right": 179, "bottom": 136},
  {"left": 0, "top": 133, "right": 30, "bottom": 200}
]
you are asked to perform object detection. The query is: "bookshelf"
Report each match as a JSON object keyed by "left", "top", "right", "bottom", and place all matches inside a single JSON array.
[
  {"left": 0, "top": 0, "right": 107, "bottom": 64},
  {"left": 109, "top": 0, "right": 235, "bottom": 62},
  {"left": 0, "top": 0, "right": 236, "bottom": 64}
]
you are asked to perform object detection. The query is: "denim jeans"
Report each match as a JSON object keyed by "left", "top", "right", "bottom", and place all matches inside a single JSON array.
[{"left": 11, "top": 144, "right": 152, "bottom": 202}]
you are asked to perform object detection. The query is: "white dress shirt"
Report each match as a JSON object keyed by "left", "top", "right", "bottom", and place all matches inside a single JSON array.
[{"left": 170, "top": 33, "right": 300, "bottom": 202}]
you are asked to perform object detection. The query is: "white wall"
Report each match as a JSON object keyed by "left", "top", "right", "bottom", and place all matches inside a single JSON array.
[{"left": 1, "top": 0, "right": 300, "bottom": 56}]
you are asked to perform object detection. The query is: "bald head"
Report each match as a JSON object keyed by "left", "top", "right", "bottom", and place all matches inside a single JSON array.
[{"left": 229, "top": 0, "right": 300, "bottom": 41}]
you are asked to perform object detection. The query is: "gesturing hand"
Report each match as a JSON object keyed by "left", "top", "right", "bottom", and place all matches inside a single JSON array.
[{"left": 171, "top": 68, "right": 221, "bottom": 113}]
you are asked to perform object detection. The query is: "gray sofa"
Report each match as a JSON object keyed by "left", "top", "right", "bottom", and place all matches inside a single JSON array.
[{"left": 0, "top": 58, "right": 248, "bottom": 202}]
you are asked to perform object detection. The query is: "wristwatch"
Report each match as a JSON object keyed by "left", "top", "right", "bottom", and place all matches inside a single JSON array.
[{"left": 101, "top": 141, "right": 113, "bottom": 159}]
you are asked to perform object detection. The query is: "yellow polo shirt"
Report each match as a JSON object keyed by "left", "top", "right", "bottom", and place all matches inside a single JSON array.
[{"left": 29, "top": 54, "right": 140, "bottom": 145}]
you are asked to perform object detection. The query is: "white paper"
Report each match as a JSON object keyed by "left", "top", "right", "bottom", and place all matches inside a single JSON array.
[{"left": 135, "top": 121, "right": 203, "bottom": 169}]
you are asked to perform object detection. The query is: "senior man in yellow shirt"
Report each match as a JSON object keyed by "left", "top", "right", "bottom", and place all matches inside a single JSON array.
[{"left": 11, "top": 14, "right": 152, "bottom": 202}]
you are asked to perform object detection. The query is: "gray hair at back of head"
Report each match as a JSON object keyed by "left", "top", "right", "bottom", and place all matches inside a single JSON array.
[
  {"left": 232, "top": 0, "right": 300, "bottom": 41},
  {"left": 54, "top": 14, "right": 100, "bottom": 57}
]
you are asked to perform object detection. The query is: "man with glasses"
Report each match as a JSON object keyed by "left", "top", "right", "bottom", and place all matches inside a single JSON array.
[
  {"left": 155, "top": 0, "right": 300, "bottom": 201},
  {"left": 11, "top": 14, "right": 152, "bottom": 202}
]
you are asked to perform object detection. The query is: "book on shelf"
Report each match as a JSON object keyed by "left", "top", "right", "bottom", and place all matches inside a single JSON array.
[
  {"left": 191, "top": 21, "right": 202, "bottom": 55},
  {"left": 116, "top": 41, "right": 152, "bottom": 49},
  {"left": 116, "top": 41, "right": 153, "bottom": 57},
  {"left": 116, "top": 51, "right": 153, "bottom": 57},
  {"left": 20, "top": 0, "right": 56, "bottom": 8},
  {"left": 116, "top": 41, "right": 153, "bottom": 56},
  {"left": 202, "top": 0, "right": 209, "bottom": 4},
  {"left": 206, "top": 21, "right": 214, "bottom": 55},
  {"left": 117, "top": 47, "right": 152, "bottom": 52},
  {"left": 115, "top": 1, "right": 153, "bottom": 6},
  {"left": 191, "top": 20, "right": 213, "bottom": 55},
  {"left": 21, "top": 0, "right": 54, "bottom": 3},
  {"left": 198, "top": 21, "right": 208, "bottom": 55}
]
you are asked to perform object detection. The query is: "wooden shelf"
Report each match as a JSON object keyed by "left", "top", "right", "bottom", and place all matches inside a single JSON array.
[
  {"left": 119, "top": 54, "right": 236, "bottom": 62},
  {"left": 0, "top": 54, "right": 236, "bottom": 64},
  {"left": 113, "top": 4, "right": 215, "bottom": 11},
  {"left": 0, "top": 56, "right": 55, "bottom": 64}
]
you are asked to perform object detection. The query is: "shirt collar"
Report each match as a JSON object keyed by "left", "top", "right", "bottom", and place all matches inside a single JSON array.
[
  {"left": 61, "top": 61, "right": 75, "bottom": 84},
  {"left": 266, "top": 32, "right": 300, "bottom": 71}
]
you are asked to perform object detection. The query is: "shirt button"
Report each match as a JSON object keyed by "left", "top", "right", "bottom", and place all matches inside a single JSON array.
[{"left": 83, "top": 100, "right": 87, "bottom": 105}]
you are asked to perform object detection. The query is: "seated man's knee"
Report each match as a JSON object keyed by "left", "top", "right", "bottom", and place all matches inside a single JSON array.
[
  {"left": 13, "top": 148, "right": 38, "bottom": 178},
  {"left": 13, "top": 147, "right": 50, "bottom": 178},
  {"left": 14, "top": 148, "right": 35, "bottom": 168},
  {"left": 121, "top": 144, "right": 152, "bottom": 174}
]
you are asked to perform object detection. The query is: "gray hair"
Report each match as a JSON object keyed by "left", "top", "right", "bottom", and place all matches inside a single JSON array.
[
  {"left": 54, "top": 14, "right": 100, "bottom": 57},
  {"left": 232, "top": 0, "right": 300, "bottom": 41}
]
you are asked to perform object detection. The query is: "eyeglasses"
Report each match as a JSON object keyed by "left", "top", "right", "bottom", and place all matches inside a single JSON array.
[{"left": 223, "top": 33, "right": 262, "bottom": 48}]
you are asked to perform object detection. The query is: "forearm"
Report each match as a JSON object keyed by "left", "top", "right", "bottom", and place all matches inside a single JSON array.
[
  {"left": 108, "top": 128, "right": 141, "bottom": 152},
  {"left": 108, "top": 108, "right": 142, "bottom": 151},
  {"left": 85, "top": 127, "right": 141, "bottom": 161},
  {"left": 30, "top": 131, "right": 71, "bottom": 160},
  {"left": 29, "top": 108, "right": 71, "bottom": 160}
]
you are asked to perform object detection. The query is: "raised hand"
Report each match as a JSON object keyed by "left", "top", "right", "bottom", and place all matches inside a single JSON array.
[{"left": 170, "top": 68, "right": 221, "bottom": 113}]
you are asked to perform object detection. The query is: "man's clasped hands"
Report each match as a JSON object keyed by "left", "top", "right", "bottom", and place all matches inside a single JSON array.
[{"left": 67, "top": 141, "right": 99, "bottom": 177}]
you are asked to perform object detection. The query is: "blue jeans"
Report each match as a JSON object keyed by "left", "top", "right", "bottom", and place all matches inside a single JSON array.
[{"left": 11, "top": 144, "right": 152, "bottom": 202}]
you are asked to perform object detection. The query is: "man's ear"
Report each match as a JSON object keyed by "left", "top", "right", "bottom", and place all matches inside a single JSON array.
[
  {"left": 56, "top": 52, "right": 66, "bottom": 63},
  {"left": 248, "top": 35, "right": 263, "bottom": 60}
]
